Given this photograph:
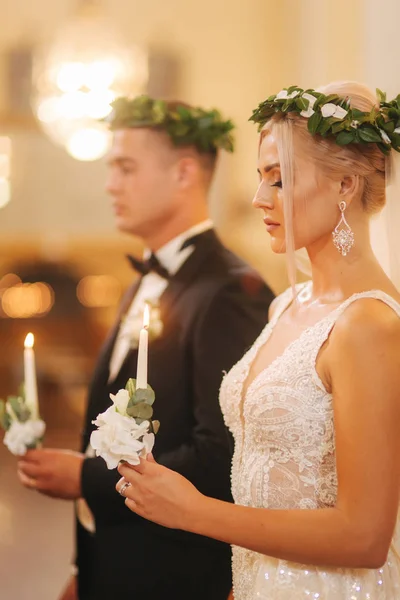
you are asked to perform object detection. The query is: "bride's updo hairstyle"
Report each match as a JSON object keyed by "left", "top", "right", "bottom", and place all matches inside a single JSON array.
[{"left": 258, "top": 81, "right": 389, "bottom": 289}]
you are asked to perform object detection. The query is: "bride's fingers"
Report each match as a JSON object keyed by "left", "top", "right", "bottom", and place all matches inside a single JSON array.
[{"left": 118, "top": 461, "right": 144, "bottom": 480}]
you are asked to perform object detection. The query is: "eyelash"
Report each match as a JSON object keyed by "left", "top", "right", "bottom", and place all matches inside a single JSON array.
[{"left": 271, "top": 181, "right": 282, "bottom": 188}]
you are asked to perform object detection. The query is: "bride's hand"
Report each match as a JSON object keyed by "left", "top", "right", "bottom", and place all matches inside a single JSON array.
[{"left": 117, "top": 455, "right": 205, "bottom": 530}]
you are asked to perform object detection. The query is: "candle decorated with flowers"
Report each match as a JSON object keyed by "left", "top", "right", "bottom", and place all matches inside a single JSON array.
[
  {"left": 136, "top": 304, "right": 150, "bottom": 390},
  {"left": 0, "top": 333, "right": 45, "bottom": 455},
  {"left": 90, "top": 302, "right": 160, "bottom": 470},
  {"left": 24, "top": 333, "right": 39, "bottom": 420}
]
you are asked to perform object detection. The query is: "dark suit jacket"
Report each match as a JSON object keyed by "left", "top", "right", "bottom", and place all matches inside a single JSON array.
[{"left": 77, "top": 229, "right": 274, "bottom": 600}]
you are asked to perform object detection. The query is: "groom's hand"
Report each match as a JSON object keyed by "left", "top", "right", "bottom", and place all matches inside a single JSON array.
[{"left": 17, "top": 448, "right": 84, "bottom": 500}]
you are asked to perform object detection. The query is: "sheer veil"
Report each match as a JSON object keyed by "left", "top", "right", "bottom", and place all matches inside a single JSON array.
[{"left": 370, "top": 152, "right": 400, "bottom": 290}]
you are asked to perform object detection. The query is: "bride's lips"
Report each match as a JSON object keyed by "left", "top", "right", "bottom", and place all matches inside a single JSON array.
[{"left": 263, "top": 217, "right": 280, "bottom": 232}]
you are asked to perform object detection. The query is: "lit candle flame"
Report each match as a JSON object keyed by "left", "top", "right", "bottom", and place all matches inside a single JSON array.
[
  {"left": 24, "top": 332, "right": 34, "bottom": 348},
  {"left": 143, "top": 304, "right": 150, "bottom": 329}
]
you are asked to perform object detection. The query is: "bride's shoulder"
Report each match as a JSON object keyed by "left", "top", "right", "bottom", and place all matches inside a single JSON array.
[{"left": 330, "top": 292, "right": 400, "bottom": 360}]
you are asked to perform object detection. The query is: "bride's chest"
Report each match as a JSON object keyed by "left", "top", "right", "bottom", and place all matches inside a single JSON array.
[{"left": 219, "top": 325, "right": 333, "bottom": 441}]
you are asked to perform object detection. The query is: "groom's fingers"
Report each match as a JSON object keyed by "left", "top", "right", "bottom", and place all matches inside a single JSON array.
[
  {"left": 18, "top": 460, "right": 43, "bottom": 478},
  {"left": 21, "top": 449, "right": 42, "bottom": 462},
  {"left": 18, "top": 469, "right": 37, "bottom": 489}
]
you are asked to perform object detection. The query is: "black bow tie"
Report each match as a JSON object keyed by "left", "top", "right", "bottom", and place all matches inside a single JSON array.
[
  {"left": 126, "top": 230, "right": 213, "bottom": 279},
  {"left": 126, "top": 253, "right": 170, "bottom": 279}
]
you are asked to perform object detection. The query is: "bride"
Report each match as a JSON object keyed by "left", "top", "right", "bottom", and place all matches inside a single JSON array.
[{"left": 116, "top": 81, "right": 400, "bottom": 599}]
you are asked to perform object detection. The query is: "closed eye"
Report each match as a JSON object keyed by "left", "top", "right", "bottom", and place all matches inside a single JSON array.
[{"left": 271, "top": 181, "right": 282, "bottom": 188}]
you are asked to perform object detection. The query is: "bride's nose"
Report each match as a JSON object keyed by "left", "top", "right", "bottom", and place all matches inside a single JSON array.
[{"left": 252, "top": 181, "right": 274, "bottom": 210}]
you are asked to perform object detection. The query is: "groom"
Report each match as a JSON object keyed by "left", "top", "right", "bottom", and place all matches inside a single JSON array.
[{"left": 18, "top": 96, "right": 274, "bottom": 600}]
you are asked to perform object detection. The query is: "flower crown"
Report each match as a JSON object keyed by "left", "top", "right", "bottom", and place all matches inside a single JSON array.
[
  {"left": 250, "top": 87, "right": 400, "bottom": 155},
  {"left": 105, "top": 95, "right": 235, "bottom": 153}
]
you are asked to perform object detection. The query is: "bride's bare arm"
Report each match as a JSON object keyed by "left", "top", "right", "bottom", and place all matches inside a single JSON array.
[{"left": 118, "top": 299, "right": 400, "bottom": 569}]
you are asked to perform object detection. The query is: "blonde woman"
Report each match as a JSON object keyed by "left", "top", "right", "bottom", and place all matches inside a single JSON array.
[{"left": 117, "top": 82, "right": 400, "bottom": 599}]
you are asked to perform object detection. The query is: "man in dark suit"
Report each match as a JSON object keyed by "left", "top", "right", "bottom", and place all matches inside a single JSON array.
[{"left": 18, "top": 96, "right": 274, "bottom": 600}]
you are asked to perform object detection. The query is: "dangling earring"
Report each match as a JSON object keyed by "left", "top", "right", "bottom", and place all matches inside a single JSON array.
[{"left": 332, "top": 201, "right": 354, "bottom": 256}]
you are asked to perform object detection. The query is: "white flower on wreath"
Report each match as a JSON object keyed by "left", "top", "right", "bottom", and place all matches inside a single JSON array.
[
  {"left": 379, "top": 129, "right": 391, "bottom": 144},
  {"left": 300, "top": 92, "right": 317, "bottom": 118},
  {"left": 90, "top": 404, "right": 155, "bottom": 469},
  {"left": 321, "top": 103, "right": 348, "bottom": 120},
  {"left": 275, "top": 89, "right": 299, "bottom": 101},
  {"left": 394, "top": 127, "right": 400, "bottom": 134},
  {"left": 351, "top": 120, "right": 360, "bottom": 129},
  {"left": 4, "top": 419, "right": 45, "bottom": 456}
]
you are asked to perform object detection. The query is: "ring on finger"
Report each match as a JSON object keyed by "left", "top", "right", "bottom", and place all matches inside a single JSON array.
[{"left": 119, "top": 480, "right": 132, "bottom": 497}]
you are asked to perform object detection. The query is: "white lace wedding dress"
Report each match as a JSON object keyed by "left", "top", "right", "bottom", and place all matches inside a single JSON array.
[{"left": 219, "top": 286, "right": 400, "bottom": 599}]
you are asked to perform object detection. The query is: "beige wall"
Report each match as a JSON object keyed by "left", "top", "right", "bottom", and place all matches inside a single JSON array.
[{"left": 1, "top": 0, "right": 399, "bottom": 292}]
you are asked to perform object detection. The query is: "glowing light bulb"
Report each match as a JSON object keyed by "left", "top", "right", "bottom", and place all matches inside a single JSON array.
[{"left": 66, "top": 128, "right": 110, "bottom": 161}]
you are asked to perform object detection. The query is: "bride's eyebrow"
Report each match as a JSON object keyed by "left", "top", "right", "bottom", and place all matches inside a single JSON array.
[{"left": 257, "top": 162, "right": 280, "bottom": 175}]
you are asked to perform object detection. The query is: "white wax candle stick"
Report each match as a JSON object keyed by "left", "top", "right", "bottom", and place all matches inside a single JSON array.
[
  {"left": 24, "top": 333, "right": 39, "bottom": 419},
  {"left": 136, "top": 304, "right": 150, "bottom": 390}
]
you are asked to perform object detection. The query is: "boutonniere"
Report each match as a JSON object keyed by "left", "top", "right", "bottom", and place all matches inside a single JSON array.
[{"left": 122, "top": 300, "right": 164, "bottom": 350}]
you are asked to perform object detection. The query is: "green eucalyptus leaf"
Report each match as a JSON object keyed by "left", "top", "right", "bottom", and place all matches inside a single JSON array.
[
  {"left": 0, "top": 400, "right": 11, "bottom": 431},
  {"left": 8, "top": 396, "right": 24, "bottom": 419},
  {"left": 358, "top": 127, "right": 383, "bottom": 143},
  {"left": 351, "top": 109, "right": 366, "bottom": 120},
  {"left": 295, "top": 97, "right": 308, "bottom": 111},
  {"left": 382, "top": 120, "right": 395, "bottom": 134},
  {"left": 388, "top": 108, "right": 399, "bottom": 121},
  {"left": 126, "top": 402, "right": 153, "bottom": 420},
  {"left": 377, "top": 88, "right": 386, "bottom": 104},
  {"left": 331, "top": 121, "right": 346, "bottom": 134},
  {"left": 132, "top": 387, "right": 155, "bottom": 406},
  {"left": 307, "top": 111, "right": 322, "bottom": 134},
  {"left": 152, "top": 420, "right": 160, "bottom": 434},
  {"left": 336, "top": 130, "right": 357, "bottom": 145},
  {"left": 391, "top": 133, "right": 400, "bottom": 149},
  {"left": 318, "top": 119, "right": 332, "bottom": 136},
  {"left": 125, "top": 378, "right": 136, "bottom": 399}
]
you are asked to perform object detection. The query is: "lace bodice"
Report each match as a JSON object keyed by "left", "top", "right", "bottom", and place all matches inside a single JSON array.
[{"left": 219, "top": 286, "right": 400, "bottom": 600}]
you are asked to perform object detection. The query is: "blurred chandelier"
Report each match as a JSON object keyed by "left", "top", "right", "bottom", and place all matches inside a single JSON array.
[{"left": 32, "top": 0, "right": 148, "bottom": 161}]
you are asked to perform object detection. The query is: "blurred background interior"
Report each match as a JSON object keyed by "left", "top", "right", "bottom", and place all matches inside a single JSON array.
[{"left": 0, "top": 0, "right": 399, "bottom": 598}]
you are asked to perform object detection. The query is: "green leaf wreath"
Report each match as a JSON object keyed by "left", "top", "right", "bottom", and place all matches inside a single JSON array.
[
  {"left": 250, "top": 86, "right": 400, "bottom": 155},
  {"left": 105, "top": 95, "right": 235, "bottom": 153}
]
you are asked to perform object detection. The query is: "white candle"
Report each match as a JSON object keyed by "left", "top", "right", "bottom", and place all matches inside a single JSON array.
[
  {"left": 136, "top": 304, "right": 150, "bottom": 390},
  {"left": 24, "top": 333, "right": 39, "bottom": 419}
]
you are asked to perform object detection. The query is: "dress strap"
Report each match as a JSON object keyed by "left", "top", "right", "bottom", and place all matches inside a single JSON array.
[
  {"left": 329, "top": 289, "right": 400, "bottom": 321},
  {"left": 310, "top": 289, "right": 400, "bottom": 389}
]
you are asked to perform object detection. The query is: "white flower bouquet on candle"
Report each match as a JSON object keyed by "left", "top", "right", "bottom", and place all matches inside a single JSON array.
[
  {"left": 0, "top": 392, "right": 45, "bottom": 456},
  {"left": 90, "top": 378, "right": 159, "bottom": 469}
]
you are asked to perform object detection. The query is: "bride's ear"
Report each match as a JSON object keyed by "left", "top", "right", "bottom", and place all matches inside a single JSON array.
[{"left": 339, "top": 175, "right": 360, "bottom": 206}]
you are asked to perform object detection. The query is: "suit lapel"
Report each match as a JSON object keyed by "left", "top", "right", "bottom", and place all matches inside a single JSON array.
[
  {"left": 159, "top": 229, "right": 220, "bottom": 313},
  {"left": 106, "top": 229, "right": 219, "bottom": 385}
]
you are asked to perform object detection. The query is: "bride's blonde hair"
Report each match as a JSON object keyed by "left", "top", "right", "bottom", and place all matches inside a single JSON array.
[{"left": 261, "top": 81, "right": 388, "bottom": 293}]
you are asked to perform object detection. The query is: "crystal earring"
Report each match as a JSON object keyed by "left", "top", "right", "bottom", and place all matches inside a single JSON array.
[{"left": 332, "top": 201, "right": 354, "bottom": 256}]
